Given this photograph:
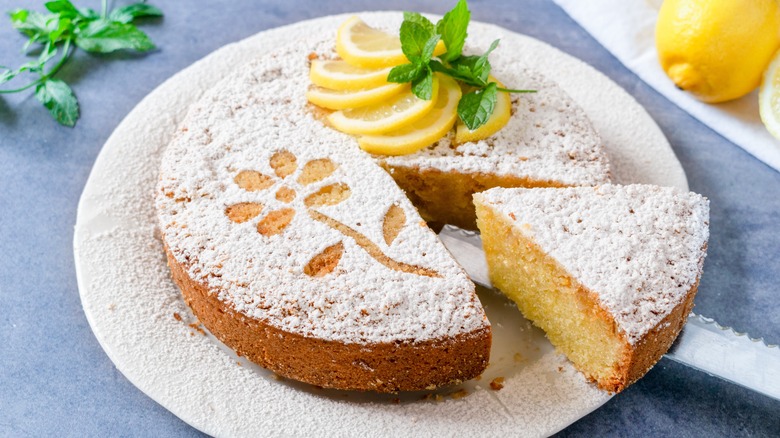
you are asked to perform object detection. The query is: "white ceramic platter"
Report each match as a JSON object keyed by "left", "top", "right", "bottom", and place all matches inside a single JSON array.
[{"left": 74, "top": 12, "right": 687, "bottom": 438}]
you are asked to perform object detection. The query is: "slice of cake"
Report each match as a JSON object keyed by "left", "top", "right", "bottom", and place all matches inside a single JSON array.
[
  {"left": 474, "top": 184, "right": 709, "bottom": 392},
  {"left": 156, "top": 52, "right": 490, "bottom": 393}
]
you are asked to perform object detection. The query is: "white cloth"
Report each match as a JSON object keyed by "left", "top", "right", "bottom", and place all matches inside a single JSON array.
[{"left": 553, "top": 0, "right": 780, "bottom": 172}]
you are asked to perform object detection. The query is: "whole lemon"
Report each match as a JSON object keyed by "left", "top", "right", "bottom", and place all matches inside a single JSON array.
[{"left": 656, "top": 0, "right": 780, "bottom": 103}]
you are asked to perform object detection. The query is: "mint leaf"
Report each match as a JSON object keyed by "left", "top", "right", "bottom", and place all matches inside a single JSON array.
[
  {"left": 0, "top": 68, "right": 19, "bottom": 84},
  {"left": 399, "top": 21, "right": 433, "bottom": 63},
  {"left": 35, "top": 78, "right": 79, "bottom": 127},
  {"left": 474, "top": 38, "right": 498, "bottom": 78},
  {"left": 10, "top": 9, "right": 58, "bottom": 41},
  {"left": 430, "top": 60, "right": 472, "bottom": 83},
  {"left": 445, "top": 40, "right": 497, "bottom": 87},
  {"left": 436, "top": 0, "right": 469, "bottom": 62},
  {"left": 75, "top": 19, "right": 155, "bottom": 53},
  {"left": 388, "top": 62, "right": 422, "bottom": 83},
  {"left": 49, "top": 17, "right": 74, "bottom": 43},
  {"left": 403, "top": 12, "right": 434, "bottom": 34},
  {"left": 78, "top": 7, "right": 99, "bottom": 20},
  {"left": 420, "top": 33, "right": 441, "bottom": 63},
  {"left": 18, "top": 59, "right": 45, "bottom": 74},
  {"left": 411, "top": 66, "right": 434, "bottom": 100},
  {"left": 109, "top": 3, "right": 163, "bottom": 24},
  {"left": 45, "top": 0, "right": 79, "bottom": 19},
  {"left": 9, "top": 8, "right": 29, "bottom": 24},
  {"left": 38, "top": 42, "right": 58, "bottom": 64},
  {"left": 458, "top": 82, "right": 497, "bottom": 130}
]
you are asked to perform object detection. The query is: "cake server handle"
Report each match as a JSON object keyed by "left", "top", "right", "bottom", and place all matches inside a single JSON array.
[{"left": 437, "top": 225, "right": 780, "bottom": 402}]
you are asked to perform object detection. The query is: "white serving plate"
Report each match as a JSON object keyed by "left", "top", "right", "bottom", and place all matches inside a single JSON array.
[{"left": 74, "top": 12, "right": 687, "bottom": 437}]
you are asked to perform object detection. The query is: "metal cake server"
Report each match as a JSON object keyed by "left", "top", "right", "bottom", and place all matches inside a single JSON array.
[{"left": 438, "top": 225, "right": 780, "bottom": 401}]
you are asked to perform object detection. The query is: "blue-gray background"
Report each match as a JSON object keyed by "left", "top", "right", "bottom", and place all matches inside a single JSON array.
[{"left": 1, "top": 1, "right": 778, "bottom": 436}]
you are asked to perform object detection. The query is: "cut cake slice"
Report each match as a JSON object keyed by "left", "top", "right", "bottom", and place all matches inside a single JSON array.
[{"left": 474, "top": 184, "right": 709, "bottom": 392}]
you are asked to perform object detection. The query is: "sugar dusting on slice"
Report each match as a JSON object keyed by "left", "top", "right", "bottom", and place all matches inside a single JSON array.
[{"left": 476, "top": 184, "right": 709, "bottom": 344}]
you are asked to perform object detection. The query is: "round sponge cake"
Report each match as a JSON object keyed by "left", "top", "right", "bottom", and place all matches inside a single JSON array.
[{"left": 156, "top": 48, "right": 492, "bottom": 392}]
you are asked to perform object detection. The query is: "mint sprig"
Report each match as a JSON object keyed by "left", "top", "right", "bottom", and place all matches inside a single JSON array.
[
  {"left": 388, "top": 0, "right": 535, "bottom": 131},
  {"left": 1, "top": 0, "right": 162, "bottom": 127}
]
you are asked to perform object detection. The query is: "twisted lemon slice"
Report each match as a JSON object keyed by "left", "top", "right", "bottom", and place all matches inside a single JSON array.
[
  {"left": 309, "top": 59, "right": 393, "bottom": 90},
  {"left": 359, "top": 74, "right": 461, "bottom": 155},
  {"left": 336, "top": 16, "right": 445, "bottom": 68},
  {"left": 327, "top": 75, "right": 439, "bottom": 135},
  {"left": 306, "top": 82, "right": 405, "bottom": 110}
]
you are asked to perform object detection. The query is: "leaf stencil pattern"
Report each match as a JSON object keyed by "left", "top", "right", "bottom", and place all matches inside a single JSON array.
[
  {"left": 234, "top": 170, "right": 273, "bottom": 191},
  {"left": 304, "top": 183, "right": 351, "bottom": 207},
  {"left": 225, "top": 202, "right": 263, "bottom": 223},
  {"left": 298, "top": 159, "right": 338, "bottom": 185},
  {"left": 309, "top": 209, "right": 440, "bottom": 278},
  {"left": 269, "top": 150, "right": 297, "bottom": 178},
  {"left": 304, "top": 242, "right": 344, "bottom": 277},
  {"left": 257, "top": 208, "right": 295, "bottom": 236},
  {"left": 226, "top": 150, "right": 439, "bottom": 278},
  {"left": 382, "top": 203, "right": 406, "bottom": 245}
]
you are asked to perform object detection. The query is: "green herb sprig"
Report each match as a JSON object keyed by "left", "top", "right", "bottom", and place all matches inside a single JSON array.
[
  {"left": 0, "top": 0, "right": 162, "bottom": 127},
  {"left": 387, "top": 0, "right": 535, "bottom": 130}
]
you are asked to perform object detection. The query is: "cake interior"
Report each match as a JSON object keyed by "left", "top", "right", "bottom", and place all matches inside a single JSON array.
[
  {"left": 384, "top": 164, "right": 563, "bottom": 230},
  {"left": 475, "top": 202, "right": 628, "bottom": 389}
]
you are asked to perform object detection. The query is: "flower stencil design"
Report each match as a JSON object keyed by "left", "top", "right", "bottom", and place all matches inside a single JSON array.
[{"left": 225, "top": 150, "right": 439, "bottom": 278}]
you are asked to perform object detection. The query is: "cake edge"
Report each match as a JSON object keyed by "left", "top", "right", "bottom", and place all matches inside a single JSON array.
[{"left": 164, "top": 242, "right": 492, "bottom": 393}]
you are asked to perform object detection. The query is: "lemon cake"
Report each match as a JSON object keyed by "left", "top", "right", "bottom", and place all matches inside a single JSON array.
[
  {"left": 474, "top": 184, "right": 709, "bottom": 392},
  {"left": 156, "top": 46, "right": 491, "bottom": 393}
]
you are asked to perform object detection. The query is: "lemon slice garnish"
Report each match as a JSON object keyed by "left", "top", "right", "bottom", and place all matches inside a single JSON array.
[
  {"left": 306, "top": 82, "right": 406, "bottom": 110},
  {"left": 455, "top": 76, "right": 512, "bottom": 144},
  {"left": 309, "top": 59, "right": 393, "bottom": 91},
  {"left": 759, "top": 49, "right": 780, "bottom": 141},
  {"left": 336, "top": 16, "right": 445, "bottom": 69},
  {"left": 327, "top": 75, "right": 439, "bottom": 135},
  {"left": 358, "top": 75, "right": 461, "bottom": 155}
]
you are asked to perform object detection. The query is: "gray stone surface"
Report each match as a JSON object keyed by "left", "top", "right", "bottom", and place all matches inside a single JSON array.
[{"left": 0, "top": 0, "right": 778, "bottom": 436}]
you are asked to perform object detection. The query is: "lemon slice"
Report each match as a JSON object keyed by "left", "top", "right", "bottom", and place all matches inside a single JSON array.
[
  {"left": 306, "top": 82, "right": 405, "bottom": 110},
  {"left": 310, "top": 60, "right": 393, "bottom": 91},
  {"left": 759, "top": 50, "right": 780, "bottom": 140},
  {"left": 455, "top": 77, "right": 512, "bottom": 144},
  {"left": 358, "top": 75, "right": 461, "bottom": 155},
  {"left": 336, "top": 16, "right": 445, "bottom": 68},
  {"left": 328, "top": 76, "right": 439, "bottom": 135}
]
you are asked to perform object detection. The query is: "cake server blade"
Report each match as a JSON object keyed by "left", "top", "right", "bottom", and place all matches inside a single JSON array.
[{"left": 438, "top": 225, "right": 780, "bottom": 402}]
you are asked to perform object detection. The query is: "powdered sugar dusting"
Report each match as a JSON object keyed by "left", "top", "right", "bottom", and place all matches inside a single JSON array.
[
  {"left": 476, "top": 184, "right": 709, "bottom": 344},
  {"left": 381, "top": 65, "right": 611, "bottom": 185},
  {"left": 156, "top": 41, "right": 488, "bottom": 344}
]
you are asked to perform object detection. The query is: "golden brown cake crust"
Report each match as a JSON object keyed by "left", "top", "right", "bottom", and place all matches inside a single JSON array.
[
  {"left": 165, "top": 244, "right": 491, "bottom": 393},
  {"left": 608, "top": 279, "right": 698, "bottom": 392},
  {"left": 580, "top": 280, "right": 698, "bottom": 393}
]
